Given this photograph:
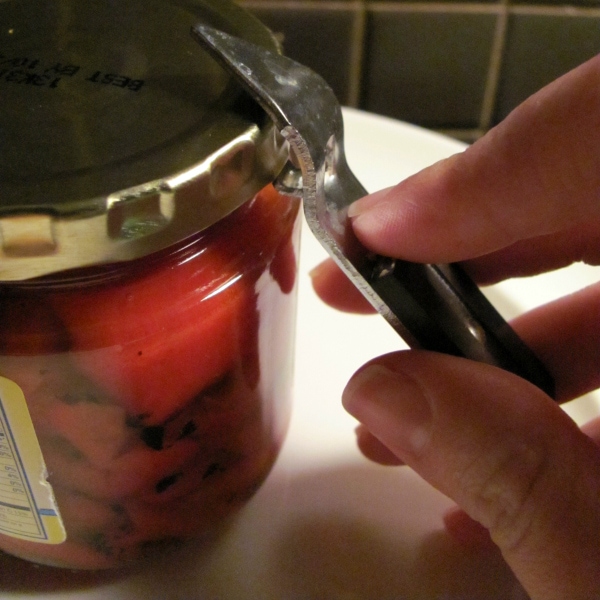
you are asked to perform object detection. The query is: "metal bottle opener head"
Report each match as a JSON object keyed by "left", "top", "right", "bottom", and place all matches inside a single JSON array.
[{"left": 191, "top": 24, "right": 554, "bottom": 397}]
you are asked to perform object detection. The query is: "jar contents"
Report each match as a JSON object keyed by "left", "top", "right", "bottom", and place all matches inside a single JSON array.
[{"left": 0, "top": 186, "right": 301, "bottom": 569}]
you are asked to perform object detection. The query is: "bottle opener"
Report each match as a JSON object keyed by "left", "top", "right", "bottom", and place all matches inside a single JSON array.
[{"left": 191, "top": 24, "right": 554, "bottom": 397}]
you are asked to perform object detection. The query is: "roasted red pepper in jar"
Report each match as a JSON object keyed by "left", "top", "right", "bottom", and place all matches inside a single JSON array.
[
  {"left": 0, "top": 187, "right": 300, "bottom": 569},
  {"left": 0, "top": 0, "right": 299, "bottom": 569}
]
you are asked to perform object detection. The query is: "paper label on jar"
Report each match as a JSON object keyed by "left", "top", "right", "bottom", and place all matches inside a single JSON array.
[{"left": 0, "top": 376, "right": 66, "bottom": 544}]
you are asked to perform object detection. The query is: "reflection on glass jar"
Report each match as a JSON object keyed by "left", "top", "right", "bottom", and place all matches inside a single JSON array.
[{"left": 0, "top": 186, "right": 301, "bottom": 569}]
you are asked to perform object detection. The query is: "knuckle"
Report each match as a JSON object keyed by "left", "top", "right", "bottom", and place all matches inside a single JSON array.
[{"left": 459, "top": 440, "right": 549, "bottom": 552}]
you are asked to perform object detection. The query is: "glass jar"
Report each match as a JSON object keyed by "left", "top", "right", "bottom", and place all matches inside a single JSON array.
[
  {"left": 0, "top": 0, "right": 299, "bottom": 569},
  {"left": 0, "top": 185, "right": 300, "bottom": 569}
]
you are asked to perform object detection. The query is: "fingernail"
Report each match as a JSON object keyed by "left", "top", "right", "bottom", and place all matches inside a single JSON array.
[
  {"left": 308, "top": 260, "right": 327, "bottom": 280},
  {"left": 342, "top": 364, "right": 432, "bottom": 457},
  {"left": 347, "top": 186, "right": 395, "bottom": 219}
]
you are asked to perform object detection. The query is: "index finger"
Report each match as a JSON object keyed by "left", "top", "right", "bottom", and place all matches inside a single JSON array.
[{"left": 349, "top": 55, "right": 600, "bottom": 264}]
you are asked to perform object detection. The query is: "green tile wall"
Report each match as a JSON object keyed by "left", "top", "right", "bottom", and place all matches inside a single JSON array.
[
  {"left": 495, "top": 11, "right": 600, "bottom": 122},
  {"left": 363, "top": 9, "right": 498, "bottom": 128},
  {"left": 240, "top": 0, "right": 600, "bottom": 141}
]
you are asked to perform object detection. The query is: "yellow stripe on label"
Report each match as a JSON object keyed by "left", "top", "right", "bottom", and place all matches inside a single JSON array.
[{"left": 0, "top": 376, "right": 66, "bottom": 544}]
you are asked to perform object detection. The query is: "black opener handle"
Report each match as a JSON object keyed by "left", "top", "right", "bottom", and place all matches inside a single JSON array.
[{"left": 362, "top": 255, "right": 555, "bottom": 398}]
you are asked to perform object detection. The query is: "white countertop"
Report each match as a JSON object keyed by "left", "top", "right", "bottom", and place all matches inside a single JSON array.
[{"left": 1, "top": 108, "right": 597, "bottom": 600}]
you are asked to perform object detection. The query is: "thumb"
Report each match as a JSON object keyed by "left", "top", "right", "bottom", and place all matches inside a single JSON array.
[
  {"left": 342, "top": 351, "right": 600, "bottom": 600},
  {"left": 349, "top": 55, "right": 600, "bottom": 264}
]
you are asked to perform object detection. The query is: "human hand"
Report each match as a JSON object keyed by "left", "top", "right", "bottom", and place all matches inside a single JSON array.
[{"left": 312, "top": 55, "right": 600, "bottom": 599}]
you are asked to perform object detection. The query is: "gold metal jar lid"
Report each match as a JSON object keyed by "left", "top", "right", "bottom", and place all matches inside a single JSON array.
[{"left": 0, "top": 0, "right": 288, "bottom": 281}]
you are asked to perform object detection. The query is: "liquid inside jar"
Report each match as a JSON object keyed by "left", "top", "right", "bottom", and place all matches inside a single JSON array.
[{"left": 0, "top": 186, "right": 301, "bottom": 569}]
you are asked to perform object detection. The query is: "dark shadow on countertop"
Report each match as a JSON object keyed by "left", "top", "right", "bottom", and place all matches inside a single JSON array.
[
  {"left": 0, "top": 551, "right": 128, "bottom": 593},
  {"left": 266, "top": 467, "right": 525, "bottom": 600},
  {"left": 0, "top": 462, "right": 528, "bottom": 599}
]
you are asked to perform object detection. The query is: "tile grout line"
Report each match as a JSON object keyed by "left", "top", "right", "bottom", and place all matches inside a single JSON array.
[
  {"left": 240, "top": 0, "right": 360, "bottom": 11},
  {"left": 508, "top": 3, "right": 600, "bottom": 17},
  {"left": 243, "top": 1, "right": 600, "bottom": 19},
  {"left": 347, "top": 3, "right": 367, "bottom": 107},
  {"left": 367, "top": 2, "right": 504, "bottom": 14},
  {"left": 479, "top": 0, "right": 509, "bottom": 131}
]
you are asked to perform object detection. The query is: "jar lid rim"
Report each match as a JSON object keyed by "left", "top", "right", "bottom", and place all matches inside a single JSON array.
[{"left": 0, "top": 0, "right": 286, "bottom": 280}]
